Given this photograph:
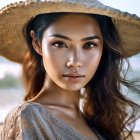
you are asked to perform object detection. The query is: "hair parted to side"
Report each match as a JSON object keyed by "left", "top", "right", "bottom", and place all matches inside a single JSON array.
[{"left": 22, "top": 13, "right": 140, "bottom": 140}]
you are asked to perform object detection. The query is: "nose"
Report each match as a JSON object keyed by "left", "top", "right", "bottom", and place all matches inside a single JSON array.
[{"left": 66, "top": 49, "right": 83, "bottom": 69}]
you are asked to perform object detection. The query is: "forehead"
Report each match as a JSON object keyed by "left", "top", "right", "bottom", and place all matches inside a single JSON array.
[{"left": 45, "top": 14, "right": 102, "bottom": 37}]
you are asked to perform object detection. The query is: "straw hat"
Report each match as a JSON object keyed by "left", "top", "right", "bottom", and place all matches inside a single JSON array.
[{"left": 0, "top": 0, "right": 140, "bottom": 63}]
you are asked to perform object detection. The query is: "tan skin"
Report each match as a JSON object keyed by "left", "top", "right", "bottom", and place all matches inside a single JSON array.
[{"left": 30, "top": 14, "right": 103, "bottom": 140}]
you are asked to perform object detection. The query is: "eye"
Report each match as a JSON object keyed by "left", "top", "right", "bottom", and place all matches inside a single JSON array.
[
  {"left": 83, "top": 42, "right": 97, "bottom": 49},
  {"left": 52, "top": 41, "right": 67, "bottom": 48}
]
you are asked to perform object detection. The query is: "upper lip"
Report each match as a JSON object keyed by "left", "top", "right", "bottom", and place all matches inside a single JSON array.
[{"left": 63, "top": 73, "right": 85, "bottom": 77}]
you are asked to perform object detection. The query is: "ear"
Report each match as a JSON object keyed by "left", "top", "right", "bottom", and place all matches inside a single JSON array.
[{"left": 30, "top": 30, "right": 42, "bottom": 56}]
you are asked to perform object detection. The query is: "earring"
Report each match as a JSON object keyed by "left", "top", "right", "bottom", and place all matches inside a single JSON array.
[{"left": 80, "top": 87, "right": 87, "bottom": 99}]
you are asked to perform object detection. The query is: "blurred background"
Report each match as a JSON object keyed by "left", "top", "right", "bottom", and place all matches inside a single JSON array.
[{"left": 0, "top": 0, "right": 140, "bottom": 139}]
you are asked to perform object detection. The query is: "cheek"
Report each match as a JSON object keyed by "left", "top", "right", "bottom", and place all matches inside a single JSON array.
[
  {"left": 42, "top": 48, "right": 64, "bottom": 75},
  {"left": 86, "top": 50, "right": 102, "bottom": 76}
]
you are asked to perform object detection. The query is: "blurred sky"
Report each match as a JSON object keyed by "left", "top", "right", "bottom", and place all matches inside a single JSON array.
[{"left": 100, "top": 0, "right": 140, "bottom": 16}]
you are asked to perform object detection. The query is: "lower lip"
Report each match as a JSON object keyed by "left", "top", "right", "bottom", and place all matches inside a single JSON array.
[{"left": 63, "top": 76, "right": 84, "bottom": 82}]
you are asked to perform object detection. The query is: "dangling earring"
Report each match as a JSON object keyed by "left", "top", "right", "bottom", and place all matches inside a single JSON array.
[
  {"left": 80, "top": 87, "right": 87, "bottom": 99},
  {"left": 79, "top": 87, "right": 87, "bottom": 113}
]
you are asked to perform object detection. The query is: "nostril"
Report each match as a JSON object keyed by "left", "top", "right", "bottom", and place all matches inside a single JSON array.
[{"left": 66, "top": 60, "right": 82, "bottom": 68}]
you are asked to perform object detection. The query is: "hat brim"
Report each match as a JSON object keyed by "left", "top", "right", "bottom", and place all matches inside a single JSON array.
[{"left": 0, "top": 0, "right": 140, "bottom": 63}]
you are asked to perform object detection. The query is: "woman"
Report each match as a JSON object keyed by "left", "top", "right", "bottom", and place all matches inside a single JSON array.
[{"left": 0, "top": 0, "right": 140, "bottom": 140}]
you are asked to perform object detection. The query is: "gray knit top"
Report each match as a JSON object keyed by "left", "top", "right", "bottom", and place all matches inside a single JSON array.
[{"left": 1, "top": 102, "right": 105, "bottom": 140}]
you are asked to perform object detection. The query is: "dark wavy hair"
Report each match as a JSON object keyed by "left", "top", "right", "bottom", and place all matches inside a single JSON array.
[{"left": 22, "top": 13, "right": 140, "bottom": 140}]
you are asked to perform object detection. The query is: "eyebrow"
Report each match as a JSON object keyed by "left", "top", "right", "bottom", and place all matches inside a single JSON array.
[{"left": 49, "top": 34, "right": 101, "bottom": 41}]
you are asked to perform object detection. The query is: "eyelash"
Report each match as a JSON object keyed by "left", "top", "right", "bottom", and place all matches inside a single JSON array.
[
  {"left": 51, "top": 41, "right": 97, "bottom": 49},
  {"left": 84, "top": 42, "right": 97, "bottom": 49},
  {"left": 52, "top": 41, "right": 68, "bottom": 48}
]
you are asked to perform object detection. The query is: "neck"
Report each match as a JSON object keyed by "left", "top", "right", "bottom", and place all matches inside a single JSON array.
[{"left": 32, "top": 76, "right": 82, "bottom": 111}]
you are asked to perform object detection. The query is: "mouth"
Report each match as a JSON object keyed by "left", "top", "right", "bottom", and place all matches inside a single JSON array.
[
  {"left": 62, "top": 73, "right": 85, "bottom": 82},
  {"left": 63, "top": 73, "right": 85, "bottom": 78}
]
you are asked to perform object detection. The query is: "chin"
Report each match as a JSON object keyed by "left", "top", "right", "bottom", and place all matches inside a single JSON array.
[{"left": 59, "top": 84, "right": 85, "bottom": 92}]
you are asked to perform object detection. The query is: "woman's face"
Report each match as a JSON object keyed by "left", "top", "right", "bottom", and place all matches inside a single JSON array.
[{"left": 41, "top": 14, "right": 103, "bottom": 91}]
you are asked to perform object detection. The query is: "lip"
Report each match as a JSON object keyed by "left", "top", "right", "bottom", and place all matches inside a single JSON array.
[
  {"left": 62, "top": 73, "right": 85, "bottom": 82},
  {"left": 63, "top": 73, "right": 85, "bottom": 83},
  {"left": 63, "top": 73, "right": 85, "bottom": 78}
]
